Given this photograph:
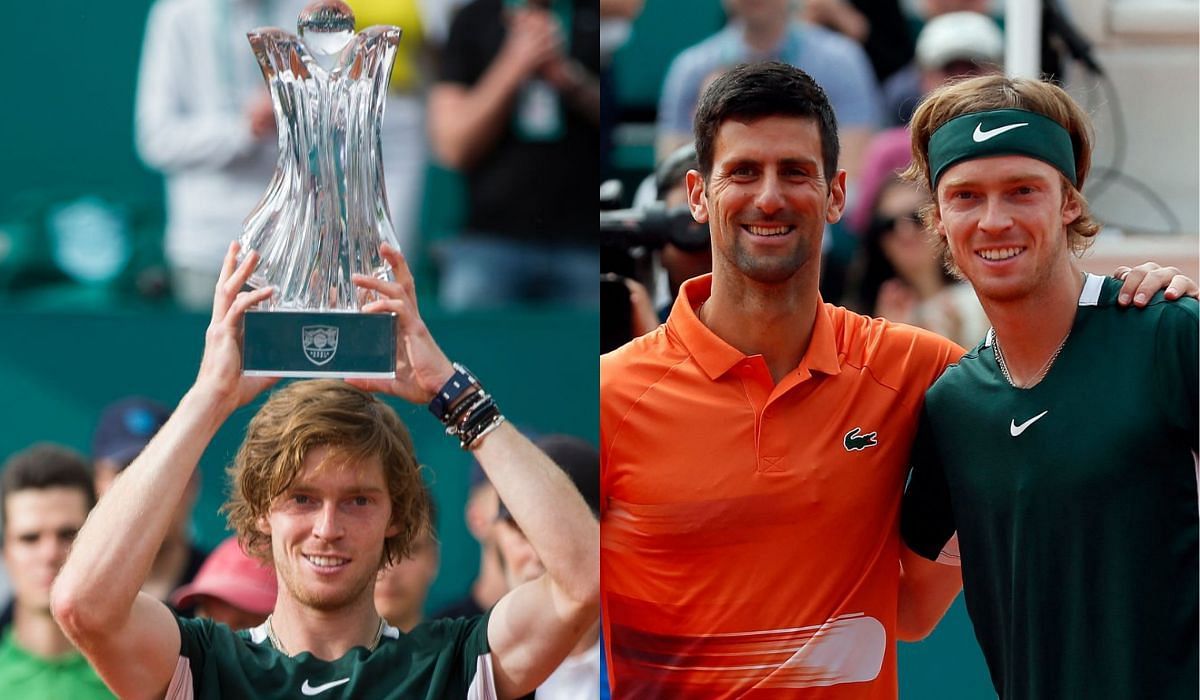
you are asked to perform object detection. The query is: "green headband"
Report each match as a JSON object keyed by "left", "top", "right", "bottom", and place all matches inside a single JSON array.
[{"left": 928, "top": 108, "right": 1077, "bottom": 188}]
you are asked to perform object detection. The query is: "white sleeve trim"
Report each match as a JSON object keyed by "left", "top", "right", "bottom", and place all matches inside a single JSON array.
[
  {"left": 164, "top": 655, "right": 194, "bottom": 700},
  {"left": 467, "top": 652, "right": 499, "bottom": 700},
  {"left": 1079, "top": 273, "right": 1105, "bottom": 306}
]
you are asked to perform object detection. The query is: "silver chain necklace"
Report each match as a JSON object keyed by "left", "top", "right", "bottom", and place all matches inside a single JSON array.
[
  {"left": 993, "top": 331, "right": 1070, "bottom": 389},
  {"left": 266, "top": 614, "right": 385, "bottom": 657},
  {"left": 992, "top": 272, "right": 1085, "bottom": 389}
]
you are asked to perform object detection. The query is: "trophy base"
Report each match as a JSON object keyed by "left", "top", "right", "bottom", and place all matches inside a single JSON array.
[{"left": 242, "top": 310, "right": 396, "bottom": 378}]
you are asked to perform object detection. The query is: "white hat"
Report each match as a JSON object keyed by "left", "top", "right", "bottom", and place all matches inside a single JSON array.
[{"left": 916, "top": 11, "right": 1004, "bottom": 70}]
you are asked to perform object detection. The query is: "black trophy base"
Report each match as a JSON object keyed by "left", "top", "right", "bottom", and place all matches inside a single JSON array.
[{"left": 242, "top": 310, "right": 396, "bottom": 378}]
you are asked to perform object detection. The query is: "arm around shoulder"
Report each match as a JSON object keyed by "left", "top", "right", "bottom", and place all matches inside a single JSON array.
[
  {"left": 897, "top": 543, "right": 962, "bottom": 641},
  {"left": 896, "top": 403, "right": 962, "bottom": 641}
]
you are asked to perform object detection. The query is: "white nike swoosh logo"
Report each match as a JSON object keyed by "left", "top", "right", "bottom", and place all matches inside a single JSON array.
[
  {"left": 1010, "top": 410, "right": 1049, "bottom": 437},
  {"left": 301, "top": 678, "right": 350, "bottom": 696},
  {"left": 973, "top": 122, "right": 1030, "bottom": 142}
]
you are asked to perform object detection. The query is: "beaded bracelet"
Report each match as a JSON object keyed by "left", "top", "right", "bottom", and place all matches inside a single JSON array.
[{"left": 429, "top": 363, "right": 505, "bottom": 449}]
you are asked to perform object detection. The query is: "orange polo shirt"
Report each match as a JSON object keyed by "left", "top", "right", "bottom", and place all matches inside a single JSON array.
[{"left": 601, "top": 275, "right": 963, "bottom": 699}]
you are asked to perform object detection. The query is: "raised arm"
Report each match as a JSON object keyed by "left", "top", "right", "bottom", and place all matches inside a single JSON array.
[
  {"left": 51, "top": 244, "right": 275, "bottom": 699},
  {"left": 472, "top": 424, "right": 600, "bottom": 699},
  {"left": 350, "top": 245, "right": 599, "bottom": 699}
]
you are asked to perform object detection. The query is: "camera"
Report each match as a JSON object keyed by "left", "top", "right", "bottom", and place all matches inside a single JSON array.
[{"left": 599, "top": 201, "right": 709, "bottom": 253}]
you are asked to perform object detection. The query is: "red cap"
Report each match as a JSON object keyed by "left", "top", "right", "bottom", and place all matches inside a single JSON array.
[{"left": 171, "top": 537, "right": 277, "bottom": 615}]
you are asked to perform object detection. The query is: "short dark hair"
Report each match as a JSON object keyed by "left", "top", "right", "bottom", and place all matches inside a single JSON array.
[
  {"left": 1, "top": 443, "right": 97, "bottom": 539},
  {"left": 693, "top": 61, "right": 840, "bottom": 182}
]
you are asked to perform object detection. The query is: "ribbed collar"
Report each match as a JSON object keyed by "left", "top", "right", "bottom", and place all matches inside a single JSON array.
[{"left": 666, "top": 274, "right": 842, "bottom": 382}]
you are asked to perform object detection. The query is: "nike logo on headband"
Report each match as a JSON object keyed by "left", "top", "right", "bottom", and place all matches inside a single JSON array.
[{"left": 973, "top": 122, "right": 1030, "bottom": 142}]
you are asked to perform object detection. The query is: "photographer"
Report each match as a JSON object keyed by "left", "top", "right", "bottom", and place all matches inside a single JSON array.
[
  {"left": 599, "top": 145, "right": 711, "bottom": 351},
  {"left": 648, "top": 145, "right": 712, "bottom": 320}
]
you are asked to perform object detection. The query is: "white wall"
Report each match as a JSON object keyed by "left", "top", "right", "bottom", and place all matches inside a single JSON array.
[{"left": 1059, "top": 0, "right": 1199, "bottom": 240}]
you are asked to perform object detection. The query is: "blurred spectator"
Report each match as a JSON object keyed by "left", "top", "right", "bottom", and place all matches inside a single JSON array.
[
  {"left": 600, "top": 273, "right": 660, "bottom": 352},
  {"left": 428, "top": 0, "right": 601, "bottom": 310},
  {"left": 375, "top": 488, "right": 440, "bottom": 631},
  {"left": 0, "top": 563, "right": 8, "bottom": 624},
  {"left": 800, "top": 0, "right": 914, "bottom": 85},
  {"left": 349, "top": 0, "right": 437, "bottom": 260},
  {"left": 845, "top": 125, "right": 912, "bottom": 236},
  {"left": 655, "top": 0, "right": 882, "bottom": 182},
  {"left": 134, "top": 0, "right": 311, "bottom": 311},
  {"left": 0, "top": 444, "right": 112, "bottom": 699},
  {"left": 170, "top": 536, "right": 277, "bottom": 631},
  {"left": 92, "top": 397, "right": 208, "bottom": 613},
  {"left": 494, "top": 434, "right": 600, "bottom": 700},
  {"left": 599, "top": 0, "right": 646, "bottom": 178},
  {"left": 882, "top": 10, "right": 1004, "bottom": 125},
  {"left": 921, "top": 0, "right": 995, "bottom": 18},
  {"left": 652, "top": 144, "right": 710, "bottom": 320},
  {"left": 846, "top": 176, "right": 989, "bottom": 347},
  {"left": 431, "top": 463, "right": 507, "bottom": 619}
]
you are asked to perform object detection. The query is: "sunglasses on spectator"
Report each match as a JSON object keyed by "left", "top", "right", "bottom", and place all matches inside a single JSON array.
[{"left": 867, "top": 210, "right": 923, "bottom": 238}]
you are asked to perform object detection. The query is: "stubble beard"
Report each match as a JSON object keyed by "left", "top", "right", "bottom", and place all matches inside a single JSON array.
[
  {"left": 727, "top": 226, "right": 816, "bottom": 285},
  {"left": 279, "top": 554, "right": 380, "bottom": 612},
  {"left": 963, "top": 237, "right": 1068, "bottom": 306}
]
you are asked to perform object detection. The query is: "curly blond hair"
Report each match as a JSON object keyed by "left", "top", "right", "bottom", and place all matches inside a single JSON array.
[
  {"left": 222, "top": 380, "right": 427, "bottom": 569},
  {"left": 903, "top": 75, "right": 1102, "bottom": 274}
]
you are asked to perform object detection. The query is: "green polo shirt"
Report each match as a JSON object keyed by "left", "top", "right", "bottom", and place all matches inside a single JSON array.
[{"left": 0, "top": 627, "right": 115, "bottom": 699}]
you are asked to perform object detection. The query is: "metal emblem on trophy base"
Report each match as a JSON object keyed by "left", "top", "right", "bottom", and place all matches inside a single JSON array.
[{"left": 239, "top": 1, "right": 401, "bottom": 378}]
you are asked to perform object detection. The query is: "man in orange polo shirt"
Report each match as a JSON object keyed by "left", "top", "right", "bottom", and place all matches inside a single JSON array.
[{"left": 599, "top": 61, "right": 1195, "bottom": 699}]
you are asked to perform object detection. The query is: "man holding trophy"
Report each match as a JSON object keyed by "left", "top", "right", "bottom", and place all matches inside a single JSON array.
[{"left": 49, "top": 3, "right": 600, "bottom": 698}]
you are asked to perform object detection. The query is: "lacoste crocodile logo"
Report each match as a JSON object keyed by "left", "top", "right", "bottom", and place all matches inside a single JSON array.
[{"left": 844, "top": 427, "right": 879, "bottom": 452}]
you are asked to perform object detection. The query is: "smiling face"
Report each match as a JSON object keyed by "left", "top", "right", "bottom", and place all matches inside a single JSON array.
[
  {"left": 259, "top": 445, "right": 399, "bottom": 612},
  {"left": 934, "top": 155, "right": 1081, "bottom": 304},
  {"left": 687, "top": 115, "right": 845, "bottom": 288}
]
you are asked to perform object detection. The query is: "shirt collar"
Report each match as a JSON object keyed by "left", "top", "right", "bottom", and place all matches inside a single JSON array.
[{"left": 667, "top": 274, "right": 842, "bottom": 381}]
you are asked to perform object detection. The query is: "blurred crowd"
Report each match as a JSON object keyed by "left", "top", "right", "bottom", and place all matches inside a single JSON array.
[
  {"left": 2, "top": 0, "right": 604, "bottom": 314},
  {"left": 603, "top": 0, "right": 1016, "bottom": 351}
]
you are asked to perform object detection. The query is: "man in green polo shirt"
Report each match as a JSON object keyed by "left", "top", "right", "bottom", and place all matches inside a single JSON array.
[
  {"left": 0, "top": 444, "right": 113, "bottom": 699},
  {"left": 900, "top": 74, "right": 1198, "bottom": 699}
]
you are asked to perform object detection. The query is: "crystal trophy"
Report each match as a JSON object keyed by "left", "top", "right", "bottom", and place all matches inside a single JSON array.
[{"left": 239, "top": 1, "right": 401, "bottom": 377}]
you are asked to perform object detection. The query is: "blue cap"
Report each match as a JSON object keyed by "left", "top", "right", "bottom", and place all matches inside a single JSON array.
[{"left": 91, "top": 397, "right": 170, "bottom": 467}]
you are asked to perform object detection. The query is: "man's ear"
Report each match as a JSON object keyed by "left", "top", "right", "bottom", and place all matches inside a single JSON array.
[
  {"left": 686, "top": 169, "right": 709, "bottom": 224},
  {"left": 824, "top": 169, "right": 847, "bottom": 225},
  {"left": 931, "top": 203, "right": 947, "bottom": 241},
  {"left": 1062, "top": 188, "right": 1083, "bottom": 227}
]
